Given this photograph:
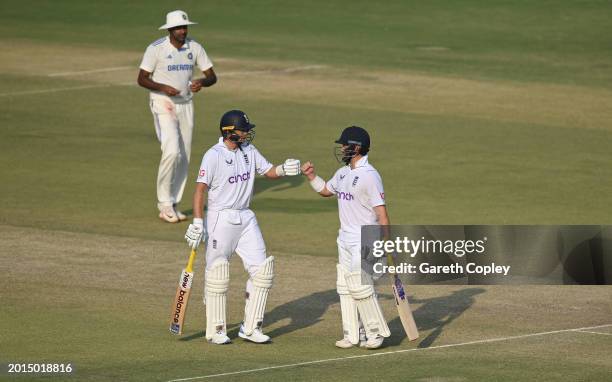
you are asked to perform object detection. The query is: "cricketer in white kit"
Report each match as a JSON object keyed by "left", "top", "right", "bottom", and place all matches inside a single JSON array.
[
  {"left": 138, "top": 10, "right": 217, "bottom": 223},
  {"left": 302, "top": 126, "right": 391, "bottom": 349},
  {"left": 184, "top": 109, "right": 301, "bottom": 344}
]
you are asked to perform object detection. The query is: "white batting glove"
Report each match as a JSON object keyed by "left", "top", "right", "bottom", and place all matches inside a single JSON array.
[
  {"left": 185, "top": 218, "right": 207, "bottom": 249},
  {"left": 281, "top": 158, "right": 301, "bottom": 176}
]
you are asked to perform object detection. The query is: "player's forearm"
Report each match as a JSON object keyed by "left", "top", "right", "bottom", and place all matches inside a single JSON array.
[
  {"left": 375, "top": 206, "right": 391, "bottom": 241},
  {"left": 192, "top": 184, "right": 208, "bottom": 220},
  {"left": 319, "top": 187, "right": 334, "bottom": 197},
  {"left": 374, "top": 205, "right": 390, "bottom": 225},
  {"left": 302, "top": 161, "right": 333, "bottom": 196},
  {"left": 198, "top": 68, "right": 217, "bottom": 87},
  {"left": 137, "top": 74, "right": 166, "bottom": 92},
  {"left": 264, "top": 166, "right": 282, "bottom": 179},
  {"left": 198, "top": 75, "right": 217, "bottom": 87},
  {"left": 309, "top": 173, "right": 334, "bottom": 197}
]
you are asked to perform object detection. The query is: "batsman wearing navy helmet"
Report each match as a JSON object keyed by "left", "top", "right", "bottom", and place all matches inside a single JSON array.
[
  {"left": 185, "top": 110, "right": 301, "bottom": 345},
  {"left": 302, "top": 126, "right": 391, "bottom": 349}
]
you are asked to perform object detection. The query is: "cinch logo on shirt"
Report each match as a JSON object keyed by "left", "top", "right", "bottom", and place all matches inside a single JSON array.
[
  {"left": 337, "top": 191, "right": 354, "bottom": 201},
  {"left": 229, "top": 171, "right": 251, "bottom": 184},
  {"left": 167, "top": 64, "right": 194, "bottom": 71}
]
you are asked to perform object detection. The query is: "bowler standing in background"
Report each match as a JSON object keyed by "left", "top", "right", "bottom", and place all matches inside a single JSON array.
[{"left": 137, "top": 10, "right": 217, "bottom": 223}]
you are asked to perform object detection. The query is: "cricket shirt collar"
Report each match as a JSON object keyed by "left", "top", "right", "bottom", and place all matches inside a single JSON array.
[{"left": 352, "top": 155, "right": 369, "bottom": 170}]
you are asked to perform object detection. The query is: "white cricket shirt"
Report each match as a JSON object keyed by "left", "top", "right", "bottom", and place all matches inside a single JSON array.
[
  {"left": 326, "top": 156, "right": 386, "bottom": 243},
  {"left": 196, "top": 138, "right": 274, "bottom": 211},
  {"left": 139, "top": 36, "right": 213, "bottom": 103}
]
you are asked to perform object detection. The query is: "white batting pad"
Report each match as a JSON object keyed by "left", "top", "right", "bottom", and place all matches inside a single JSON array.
[
  {"left": 205, "top": 259, "right": 230, "bottom": 340},
  {"left": 345, "top": 271, "right": 390, "bottom": 338},
  {"left": 337, "top": 264, "right": 360, "bottom": 344},
  {"left": 243, "top": 256, "right": 275, "bottom": 335}
]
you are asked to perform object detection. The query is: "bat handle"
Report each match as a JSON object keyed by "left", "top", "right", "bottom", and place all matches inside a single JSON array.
[
  {"left": 386, "top": 254, "right": 402, "bottom": 279},
  {"left": 185, "top": 249, "right": 197, "bottom": 273}
]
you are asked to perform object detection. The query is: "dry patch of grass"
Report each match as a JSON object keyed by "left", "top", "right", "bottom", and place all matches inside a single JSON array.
[{"left": 2, "top": 39, "right": 611, "bottom": 131}]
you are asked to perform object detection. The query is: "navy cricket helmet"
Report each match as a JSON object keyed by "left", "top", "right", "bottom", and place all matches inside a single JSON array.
[
  {"left": 220, "top": 110, "right": 256, "bottom": 145},
  {"left": 334, "top": 126, "right": 370, "bottom": 164}
]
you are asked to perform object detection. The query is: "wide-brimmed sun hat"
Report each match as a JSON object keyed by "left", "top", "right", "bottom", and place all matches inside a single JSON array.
[{"left": 158, "top": 10, "right": 197, "bottom": 30}]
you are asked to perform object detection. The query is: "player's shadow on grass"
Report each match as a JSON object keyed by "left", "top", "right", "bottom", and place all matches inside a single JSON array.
[
  {"left": 262, "top": 289, "right": 339, "bottom": 338},
  {"left": 180, "top": 289, "right": 339, "bottom": 341},
  {"left": 180, "top": 287, "right": 485, "bottom": 345},
  {"left": 385, "top": 287, "right": 486, "bottom": 348}
]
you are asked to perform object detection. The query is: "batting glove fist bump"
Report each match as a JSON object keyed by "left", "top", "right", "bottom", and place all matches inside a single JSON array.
[
  {"left": 185, "top": 218, "right": 207, "bottom": 249},
  {"left": 282, "top": 158, "right": 301, "bottom": 176}
]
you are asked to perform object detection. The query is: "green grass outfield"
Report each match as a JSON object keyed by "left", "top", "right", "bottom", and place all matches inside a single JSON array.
[{"left": 1, "top": 1, "right": 611, "bottom": 381}]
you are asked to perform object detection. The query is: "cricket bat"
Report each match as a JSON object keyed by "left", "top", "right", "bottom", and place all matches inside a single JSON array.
[
  {"left": 387, "top": 255, "right": 419, "bottom": 341},
  {"left": 169, "top": 248, "right": 197, "bottom": 335}
]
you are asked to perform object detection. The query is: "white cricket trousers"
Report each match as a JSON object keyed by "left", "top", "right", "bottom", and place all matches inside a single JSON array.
[
  {"left": 337, "top": 237, "right": 362, "bottom": 273},
  {"left": 149, "top": 98, "right": 194, "bottom": 208},
  {"left": 205, "top": 209, "right": 268, "bottom": 295}
]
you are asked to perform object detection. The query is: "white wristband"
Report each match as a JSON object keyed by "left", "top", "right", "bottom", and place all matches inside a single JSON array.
[
  {"left": 309, "top": 176, "right": 326, "bottom": 193},
  {"left": 193, "top": 217, "right": 204, "bottom": 226},
  {"left": 275, "top": 165, "right": 286, "bottom": 177}
]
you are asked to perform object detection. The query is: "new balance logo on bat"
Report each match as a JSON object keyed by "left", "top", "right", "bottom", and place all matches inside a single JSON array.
[{"left": 173, "top": 289, "right": 187, "bottom": 324}]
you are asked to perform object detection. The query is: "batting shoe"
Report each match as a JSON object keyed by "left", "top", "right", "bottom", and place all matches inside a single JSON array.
[
  {"left": 208, "top": 331, "right": 231, "bottom": 345},
  {"left": 173, "top": 204, "right": 188, "bottom": 221},
  {"left": 364, "top": 334, "right": 384, "bottom": 349},
  {"left": 238, "top": 325, "right": 270, "bottom": 344},
  {"left": 159, "top": 206, "right": 179, "bottom": 223},
  {"left": 334, "top": 338, "right": 354, "bottom": 349},
  {"left": 335, "top": 329, "right": 367, "bottom": 348}
]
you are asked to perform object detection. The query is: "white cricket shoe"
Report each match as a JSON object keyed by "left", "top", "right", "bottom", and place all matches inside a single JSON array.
[
  {"left": 173, "top": 204, "right": 188, "bottom": 221},
  {"left": 238, "top": 325, "right": 270, "bottom": 343},
  {"left": 336, "top": 328, "right": 367, "bottom": 348},
  {"left": 364, "top": 334, "right": 384, "bottom": 349},
  {"left": 208, "top": 331, "right": 231, "bottom": 345},
  {"left": 159, "top": 206, "right": 179, "bottom": 223},
  {"left": 335, "top": 338, "right": 354, "bottom": 349}
]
